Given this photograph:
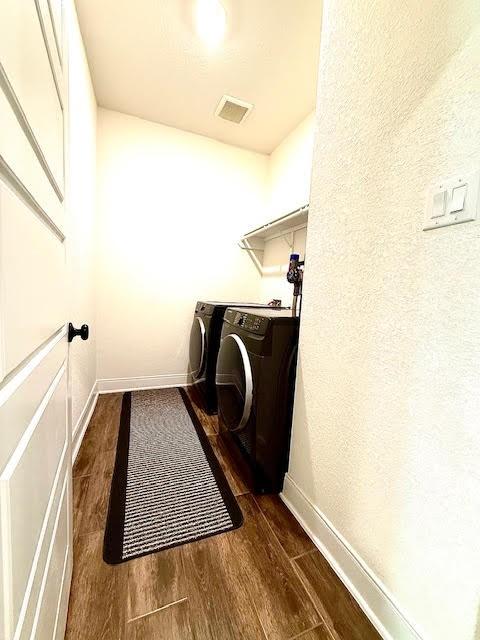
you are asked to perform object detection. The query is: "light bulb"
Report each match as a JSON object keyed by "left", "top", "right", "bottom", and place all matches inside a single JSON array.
[{"left": 195, "top": 0, "right": 226, "bottom": 50}]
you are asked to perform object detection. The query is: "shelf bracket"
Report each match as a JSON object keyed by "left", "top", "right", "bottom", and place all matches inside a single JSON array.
[
  {"left": 239, "top": 238, "right": 264, "bottom": 276},
  {"left": 238, "top": 204, "right": 308, "bottom": 274},
  {"left": 282, "top": 230, "right": 295, "bottom": 250}
]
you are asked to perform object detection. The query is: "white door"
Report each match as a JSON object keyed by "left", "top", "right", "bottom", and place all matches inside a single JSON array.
[{"left": 0, "top": 1, "right": 72, "bottom": 639}]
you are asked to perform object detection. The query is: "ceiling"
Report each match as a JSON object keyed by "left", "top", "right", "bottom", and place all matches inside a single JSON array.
[{"left": 75, "top": 0, "right": 322, "bottom": 154}]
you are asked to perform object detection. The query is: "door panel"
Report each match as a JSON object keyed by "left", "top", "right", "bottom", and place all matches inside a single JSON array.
[
  {"left": 30, "top": 477, "right": 68, "bottom": 640},
  {"left": 36, "top": 0, "right": 64, "bottom": 97},
  {"left": 2, "top": 368, "right": 67, "bottom": 629},
  {"left": 46, "top": 0, "right": 63, "bottom": 63},
  {"left": 0, "top": 182, "right": 65, "bottom": 377},
  {"left": 0, "top": 525, "right": 4, "bottom": 640},
  {"left": 0, "top": 1, "right": 70, "bottom": 638},
  {"left": 0, "top": 333, "right": 65, "bottom": 471},
  {"left": 216, "top": 333, "right": 253, "bottom": 432},
  {"left": 0, "top": 0, "right": 64, "bottom": 192},
  {"left": 0, "top": 93, "right": 63, "bottom": 231},
  {"left": 16, "top": 453, "right": 69, "bottom": 640},
  {"left": 189, "top": 317, "right": 206, "bottom": 381}
]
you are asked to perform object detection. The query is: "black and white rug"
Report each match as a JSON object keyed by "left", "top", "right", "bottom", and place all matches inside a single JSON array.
[{"left": 103, "top": 387, "right": 243, "bottom": 564}]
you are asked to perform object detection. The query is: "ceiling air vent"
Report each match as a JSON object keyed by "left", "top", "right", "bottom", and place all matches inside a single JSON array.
[{"left": 215, "top": 95, "right": 253, "bottom": 124}]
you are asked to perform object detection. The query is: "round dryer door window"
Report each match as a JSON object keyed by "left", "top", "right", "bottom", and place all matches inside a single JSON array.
[
  {"left": 216, "top": 333, "right": 253, "bottom": 432},
  {"left": 189, "top": 317, "right": 206, "bottom": 380}
]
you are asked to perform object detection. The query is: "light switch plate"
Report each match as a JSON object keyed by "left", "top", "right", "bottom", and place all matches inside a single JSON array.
[
  {"left": 449, "top": 184, "right": 467, "bottom": 213},
  {"left": 432, "top": 190, "right": 446, "bottom": 218},
  {"left": 423, "top": 168, "right": 480, "bottom": 231}
]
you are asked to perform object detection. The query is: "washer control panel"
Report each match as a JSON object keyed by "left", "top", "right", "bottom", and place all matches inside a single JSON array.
[{"left": 195, "top": 301, "right": 215, "bottom": 315}]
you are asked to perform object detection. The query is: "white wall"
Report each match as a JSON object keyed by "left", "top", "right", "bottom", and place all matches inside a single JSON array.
[
  {"left": 269, "top": 112, "right": 315, "bottom": 219},
  {"left": 260, "top": 113, "right": 315, "bottom": 305},
  {"left": 95, "top": 108, "right": 268, "bottom": 388},
  {"left": 65, "top": 0, "right": 97, "bottom": 441},
  {"left": 287, "top": 2, "right": 480, "bottom": 639}
]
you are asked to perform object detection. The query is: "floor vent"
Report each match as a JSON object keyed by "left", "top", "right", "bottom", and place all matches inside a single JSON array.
[{"left": 215, "top": 95, "right": 253, "bottom": 124}]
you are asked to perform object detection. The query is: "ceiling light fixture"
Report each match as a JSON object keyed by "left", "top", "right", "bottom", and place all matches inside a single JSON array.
[{"left": 195, "top": 0, "right": 226, "bottom": 50}]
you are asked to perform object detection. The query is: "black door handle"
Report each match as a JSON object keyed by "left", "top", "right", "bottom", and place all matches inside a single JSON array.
[{"left": 68, "top": 323, "right": 89, "bottom": 343}]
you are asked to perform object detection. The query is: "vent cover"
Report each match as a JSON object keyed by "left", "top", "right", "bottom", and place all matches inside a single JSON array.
[{"left": 215, "top": 95, "right": 253, "bottom": 124}]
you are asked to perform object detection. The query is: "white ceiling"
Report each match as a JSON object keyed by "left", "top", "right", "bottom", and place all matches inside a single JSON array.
[{"left": 75, "top": 0, "right": 322, "bottom": 154}]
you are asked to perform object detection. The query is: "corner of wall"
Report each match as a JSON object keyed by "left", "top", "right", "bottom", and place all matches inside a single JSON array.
[{"left": 65, "top": 0, "right": 99, "bottom": 457}]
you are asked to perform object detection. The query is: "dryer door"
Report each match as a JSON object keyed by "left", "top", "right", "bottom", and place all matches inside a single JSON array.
[
  {"left": 216, "top": 333, "right": 253, "bottom": 432},
  {"left": 189, "top": 316, "right": 206, "bottom": 381}
]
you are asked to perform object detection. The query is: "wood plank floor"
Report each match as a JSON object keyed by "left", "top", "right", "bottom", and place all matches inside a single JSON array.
[{"left": 65, "top": 389, "right": 381, "bottom": 640}]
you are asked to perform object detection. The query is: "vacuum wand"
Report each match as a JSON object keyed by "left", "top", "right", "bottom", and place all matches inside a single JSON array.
[{"left": 286, "top": 253, "right": 304, "bottom": 317}]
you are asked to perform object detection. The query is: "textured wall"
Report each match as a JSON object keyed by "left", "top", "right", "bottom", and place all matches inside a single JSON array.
[
  {"left": 95, "top": 108, "right": 267, "bottom": 381},
  {"left": 65, "top": 0, "right": 97, "bottom": 432},
  {"left": 289, "top": 1, "right": 480, "bottom": 639}
]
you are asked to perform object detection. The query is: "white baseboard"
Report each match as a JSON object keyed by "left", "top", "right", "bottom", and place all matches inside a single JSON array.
[
  {"left": 281, "top": 474, "right": 423, "bottom": 640},
  {"left": 96, "top": 373, "right": 190, "bottom": 394},
  {"left": 72, "top": 384, "right": 98, "bottom": 462}
]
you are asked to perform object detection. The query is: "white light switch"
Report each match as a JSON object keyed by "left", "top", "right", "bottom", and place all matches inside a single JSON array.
[
  {"left": 432, "top": 190, "right": 446, "bottom": 218},
  {"left": 424, "top": 169, "right": 480, "bottom": 231},
  {"left": 449, "top": 184, "right": 467, "bottom": 213}
]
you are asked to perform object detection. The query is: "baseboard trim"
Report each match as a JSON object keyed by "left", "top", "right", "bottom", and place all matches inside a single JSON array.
[
  {"left": 281, "top": 474, "right": 423, "bottom": 640},
  {"left": 72, "top": 384, "right": 98, "bottom": 462},
  {"left": 96, "top": 373, "right": 191, "bottom": 394}
]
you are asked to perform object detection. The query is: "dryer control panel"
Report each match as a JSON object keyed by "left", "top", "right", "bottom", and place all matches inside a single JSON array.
[{"left": 225, "top": 309, "right": 268, "bottom": 334}]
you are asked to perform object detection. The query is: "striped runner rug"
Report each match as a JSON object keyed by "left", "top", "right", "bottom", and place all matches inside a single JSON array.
[{"left": 103, "top": 387, "right": 243, "bottom": 564}]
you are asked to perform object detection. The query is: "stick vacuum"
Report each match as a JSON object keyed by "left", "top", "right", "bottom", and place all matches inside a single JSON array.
[{"left": 287, "top": 253, "right": 304, "bottom": 317}]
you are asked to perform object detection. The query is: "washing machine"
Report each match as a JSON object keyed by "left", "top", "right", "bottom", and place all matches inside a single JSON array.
[
  {"left": 189, "top": 301, "right": 280, "bottom": 414},
  {"left": 215, "top": 307, "right": 299, "bottom": 493}
]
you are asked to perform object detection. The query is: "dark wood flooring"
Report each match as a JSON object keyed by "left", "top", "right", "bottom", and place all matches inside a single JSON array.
[{"left": 65, "top": 386, "right": 381, "bottom": 640}]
